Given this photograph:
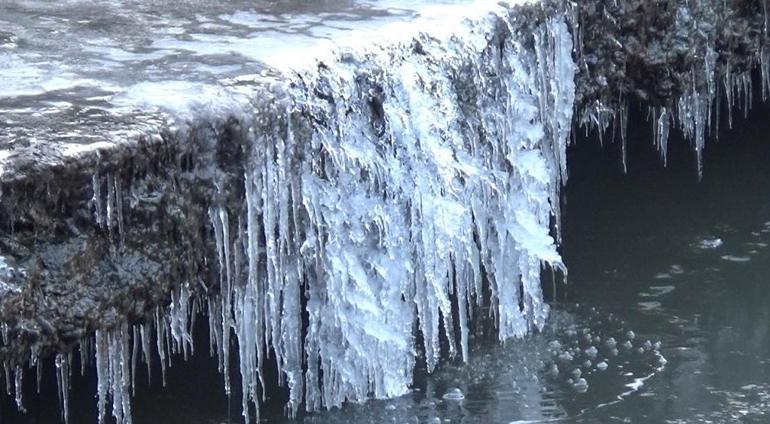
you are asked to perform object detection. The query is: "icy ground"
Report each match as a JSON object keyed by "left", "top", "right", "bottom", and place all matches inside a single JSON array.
[{"left": 0, "top": 0, "right": 514, "bottom": 154}]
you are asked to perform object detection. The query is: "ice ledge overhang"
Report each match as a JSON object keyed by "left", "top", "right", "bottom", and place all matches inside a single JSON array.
[
  {"left": 1, "top": 0, "right": 768, "bottom": 364},
  {"left": 0, "top": 0, "right": 552, "bottom": 363}
]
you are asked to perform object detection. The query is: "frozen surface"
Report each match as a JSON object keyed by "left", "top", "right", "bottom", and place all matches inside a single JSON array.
[
  {"left": 0, "top": 0, "right": 498, "bottom": 173},
  {"left": 215, "top": 7, "right": 572, "bottom": 421}
]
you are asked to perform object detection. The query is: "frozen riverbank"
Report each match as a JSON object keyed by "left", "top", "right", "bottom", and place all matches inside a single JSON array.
[{"left": 0, "top": 0, "right": 768, "bottom": 422}]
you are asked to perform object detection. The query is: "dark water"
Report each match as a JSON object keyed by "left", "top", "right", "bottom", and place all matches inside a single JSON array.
[
  {"left": 557, "top": 100, "right": 770, "bottom": 423},
  {"left": 5, "top": 104, "right": 770, "bottom": 423}
]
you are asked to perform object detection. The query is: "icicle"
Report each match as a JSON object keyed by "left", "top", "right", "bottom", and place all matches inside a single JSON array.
[
  {"left": 115, "top": 174, "right": 125, "bottom": 245},
  {"left": 655, "top": 107, "right": 671, "bottom": 166},
  {"left": 131, "top": 326, "right": 139, "bottom": 396},
  {"left": 762, "top": 46, "right": 770, "bottom": 101},
  {"left": 3, "top": 362, "right": 10, "bottom": 396},
  {"left": 95, "top": 331, "right": 108, "bottom": 424},
  {"left": 14, "top": 366, "right": 24, "bottom": 413},
  {"left": 114, "top": 325, "right": 132, "bottom": 424},
  {"left": 155, "top": 309, "right": 168, "bottom": 387},
  {"left": 724, "top": 60, "right": 734, "bottom": 129},
  {"left": 743, "top": 72, "right": 752, "bottom": 118},
  {"left": 106, "top": 172, "right": 116, "bottom": 242},
  {"left": 235, "top": 164, "right": 267, "bottom": 423},
  {"left": 35, "top": 358, "right": 41, "bottom": 394},
  {"left": 92, "top": 174, "right": 104, "bottom": 229},
  {"left": 208, "top": 205, "right": 233, "bottom": 396},
  {"left": 3, "top": 9, "right": 585, "bottom": 423},
  {"left": 55, "top": 353, "right": 71, "bottom": 424},
  {"left": 619, "top": 100, "right": 629, "bottom": 173},
  {"left": 80, "top": 337, "right": 91, "bottom": 377},
  {"left": 169, "top": 284, "right": 193, "bottom": 360},
  {"left": 207, "top": 297, "right": 219, "bottom": 359},
  {"left": 94, "top": 327, "right": 133, "bottom": 424},
  {"left": 140, "top": 323, "right": 152, "bottom": 384},
  {"left": 219, "top": 207, "right": 232, "bottom": 398}
]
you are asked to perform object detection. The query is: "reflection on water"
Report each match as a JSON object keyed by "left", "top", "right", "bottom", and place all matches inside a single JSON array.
[
  {"left": 280, "top": 306, "right": 664, "bottom": 424},
  {"left": 5, "top": 104, "right": 770, "bottom": 424}
]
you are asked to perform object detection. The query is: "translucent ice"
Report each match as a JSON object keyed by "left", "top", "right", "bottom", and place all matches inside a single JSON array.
[{"left": 7, "top": 3, "right": 581, "bottom": 421}]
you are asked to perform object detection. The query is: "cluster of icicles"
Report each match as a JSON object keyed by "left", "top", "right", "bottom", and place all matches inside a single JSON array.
[
  {"left": 575, "top": 13, "right": 770, "bottom": 177},
  {"left": 15, "top": 9, "right": 575, "bottom": 423},
  {"left": 6, "top": 4, "right": 770, "bottom": 424}
]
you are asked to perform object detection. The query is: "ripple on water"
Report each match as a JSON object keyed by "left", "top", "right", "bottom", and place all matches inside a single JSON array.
[
  {"left": 309, "top": 307, "right": 667, "bottom": 424},
  {"left": 641, "top": 285, "right": 675, "bottom": 298},
  {"left": 638, "top": 301, "right": 662, "bottom": 311},
  {"left": 682, "top": 382, "right": 770, "bottom": 423},
  {"left": 721, "top": 254, "right": 751, "bottom": 262},
  {"left": 541, "top": 308, "right": 665, "bottom": 407}
]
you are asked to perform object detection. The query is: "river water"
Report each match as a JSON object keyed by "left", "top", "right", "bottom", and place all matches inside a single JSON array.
[
  {"left": 555, "top": 100, "right": 770, "bottom": 424},
  {"left": 4, "top": 104, "right": 770, "bottom": 424}
]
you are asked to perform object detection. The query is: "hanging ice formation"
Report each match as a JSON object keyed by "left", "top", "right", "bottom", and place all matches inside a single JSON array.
[
  {"left": 574, "top": 2, "right": 769, "bottom": 178},
  {"left": 13, "top": 9, "right": 574, "bottom": 423},
  {"left": 7, "top": 1, "right": 769, "bottom": 423},
  {"left": 216, "top": 11, "right": 573, "bottom": 421}
]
